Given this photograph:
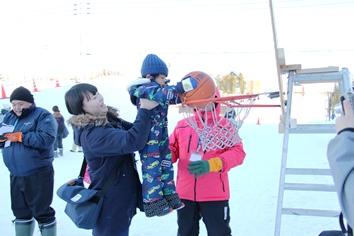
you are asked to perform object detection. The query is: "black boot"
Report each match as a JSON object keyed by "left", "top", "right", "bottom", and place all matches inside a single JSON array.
[
  {"left": 165, "top": 193, "right": 185, "bottom": 210},
  {"left": 143, "top": 198, "right": 172, "bottom": 217}
]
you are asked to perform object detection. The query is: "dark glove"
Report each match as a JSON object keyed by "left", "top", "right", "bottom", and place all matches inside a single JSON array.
[
  {"left": 175, "top": 76, "right": 198, "bottom": 93},
  {"left": 0, "top": 134, "right": 7, "bottom": 148},
  {"left": 188, "top": 157, "right": 223, "bottom": 178},
  {"left": 4, "top": 132, "right": 22, "bottom": 142},
  {"left": 0, "top": 134, "right": 7, "bottom": 142}
]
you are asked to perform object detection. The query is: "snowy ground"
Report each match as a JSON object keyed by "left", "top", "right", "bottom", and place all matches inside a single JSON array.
[{"left": 0, "top": 76, "right": 341, "bottom": 235}]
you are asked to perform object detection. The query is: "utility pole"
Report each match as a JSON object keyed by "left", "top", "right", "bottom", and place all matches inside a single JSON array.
[{"left": 73, "top": 1, "right": 90, "bottom": 79}]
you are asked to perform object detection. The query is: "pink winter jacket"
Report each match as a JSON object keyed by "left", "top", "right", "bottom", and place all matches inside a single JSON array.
[{"left": 169, "top": 100, "right": 246, "bottom": 202}]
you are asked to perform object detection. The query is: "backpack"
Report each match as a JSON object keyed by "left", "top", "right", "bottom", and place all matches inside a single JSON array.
[{"left": 55, "top": 116, "right": 65, "bottom": 133}]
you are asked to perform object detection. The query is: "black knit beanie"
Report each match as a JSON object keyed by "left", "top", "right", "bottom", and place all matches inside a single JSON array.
[
  {"left": 52, "top": 105, "right": 60, "bottom": 112},
  {"left": 10, "top": 86, "right": 34, "bottom": 103}
]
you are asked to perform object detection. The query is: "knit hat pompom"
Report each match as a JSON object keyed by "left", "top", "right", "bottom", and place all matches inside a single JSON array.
[
  {"left": 141, "top": 54, "right": 168, "bottom": 77},
  {"left": 10, "top": 86, "right": 34, "bottom": 103}
]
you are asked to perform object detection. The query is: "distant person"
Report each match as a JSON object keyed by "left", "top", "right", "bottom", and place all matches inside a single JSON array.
[
  {"left": 327, "top": 99, "right": 354, "bottom": 228},
  {"left": 0, "top": 103, "right": 11, "bottom": 123},
  {"left": 52, "top": 105, "right": 65, "bottom": 157},
  {"left": 331, "top": 112, "right": 336, "bottom": 120},
  {"left": 224, "top": 107, "right": 236, "bottom": 120},
  {"left": 1, "top": 86, "right": 57, "bottom": 235},
  {"left": 127, "top": 54, "right": 197, "bottom": 217},
  {"left": 224, "top": 107, "right": 240, "bottom": 128},
  {"left": 169, "top": 88, "right": 246, "bottom": 236},
  {"left": 65, "top": 83, "right": 158, "bottom": 236},
  {"left": 70, "top": 127, "right": 82, "bottom": 153}
]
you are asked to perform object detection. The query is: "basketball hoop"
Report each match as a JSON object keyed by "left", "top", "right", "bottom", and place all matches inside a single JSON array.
[{"left": 181, "top": 94, "right": 281, "bottom": 152}]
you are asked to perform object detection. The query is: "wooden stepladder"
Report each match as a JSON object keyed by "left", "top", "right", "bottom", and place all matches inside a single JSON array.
[{"left": 274, "top": 67, "right": 352, "bottom": 236}]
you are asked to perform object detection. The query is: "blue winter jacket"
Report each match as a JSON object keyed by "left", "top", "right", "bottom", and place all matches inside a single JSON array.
[
  {"left": 68, "top": 107, "right": 151, "bottom": 236},
  {"left": 2, "top": 104, "right": 57, "bottom": 177}
]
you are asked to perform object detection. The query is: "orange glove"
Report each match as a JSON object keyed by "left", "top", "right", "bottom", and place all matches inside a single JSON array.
[{"left": 5, "top": 132, "right": 22, "bottom": 142}]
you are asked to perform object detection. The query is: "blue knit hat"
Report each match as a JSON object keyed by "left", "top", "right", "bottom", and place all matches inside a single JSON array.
[{"left": 141, "top": 54, "right": 168, "bottom": 77}]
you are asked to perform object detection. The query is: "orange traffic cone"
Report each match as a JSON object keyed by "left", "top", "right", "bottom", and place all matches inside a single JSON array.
[
  {"left": 75, "top": 76, "right": 79, "bottom": 83},
  {"left": 55, "top": 79, "right": 60, "bottom": 88},
  {"left": 1, "top": 84, "right": 7, "bottom": 99},
  {"left": 257, "top": 117, "right": 260, "bottom": 125},
  {"left": 33, "top": 79, "right": 39, "bottom": 92}
]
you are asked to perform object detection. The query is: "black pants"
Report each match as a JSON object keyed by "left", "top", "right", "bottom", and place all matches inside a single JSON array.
[
  {"left": 54, "top": 133, "right": 63, "bottom": 150},
  {"left": 10, "top": 166, "right": 56, "bottom": 224},
  {"left": 177, "top": 199, "right": 232, "bottom": 236}
]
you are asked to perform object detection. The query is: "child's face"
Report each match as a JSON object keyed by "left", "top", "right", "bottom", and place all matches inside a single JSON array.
[{"left": 155, "top": 74, "right": 167, "bottom": 86}]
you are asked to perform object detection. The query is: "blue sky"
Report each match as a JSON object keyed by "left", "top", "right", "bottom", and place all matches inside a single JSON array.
[{"left": 0, "top": 0, "right": 353, "bottom": 89}]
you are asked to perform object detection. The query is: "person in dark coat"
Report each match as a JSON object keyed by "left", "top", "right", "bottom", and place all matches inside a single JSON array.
[
  {"left": 1, "top": 86, "right": 57, "bottom": 236},
  {"left": 64, "top": 83, "right": 158, "bottom": 236},
  {"left": 52, "top": 105, "right": 65, "bottom": 157},
  {"left": 0, "top": 103, "right": 11, "bottom": 122}
]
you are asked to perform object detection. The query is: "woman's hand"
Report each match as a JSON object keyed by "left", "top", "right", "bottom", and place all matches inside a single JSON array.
[{"left": 139, "top": 98, "right": 159, "bottom": 110}]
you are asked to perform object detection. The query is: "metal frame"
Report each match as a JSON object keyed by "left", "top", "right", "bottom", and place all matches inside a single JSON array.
[{"left": 274, "top": 68, "right": 352, "bottom": 236}]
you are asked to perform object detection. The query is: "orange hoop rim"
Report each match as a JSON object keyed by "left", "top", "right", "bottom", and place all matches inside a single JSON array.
[{"left": 182, "top": 94, "right": 281, "bottom": 108}]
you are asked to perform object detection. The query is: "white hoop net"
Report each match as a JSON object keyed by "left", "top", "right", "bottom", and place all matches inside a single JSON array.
[
  {"left": 181, "top": 97, "right": 257, "bottom": 152},
  {"left": 231, "top": 98, "right": 256, "bottom": 129}
]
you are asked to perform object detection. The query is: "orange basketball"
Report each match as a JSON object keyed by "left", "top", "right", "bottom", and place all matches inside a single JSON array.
[{"left": 180, "top": 71, "right": 216, "bottom": 106}]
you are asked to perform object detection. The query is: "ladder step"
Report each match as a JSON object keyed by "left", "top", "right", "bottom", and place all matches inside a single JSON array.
[
  {"left": 282, "top": 208, "right": 340, "bottom": 217},
  {"left": 284, "top": 183, "right": 336, "bottom": 192},
  {"left": 289, "top": 124, "right": 335, "bottom": 134},
  {"left": 292, "top": 71, "right": 344, "bottom": 83},
  {"left": 286, "top": 168, "right": 332, "bottom": 176}
]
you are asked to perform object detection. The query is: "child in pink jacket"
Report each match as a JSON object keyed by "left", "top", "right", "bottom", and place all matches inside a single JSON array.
[{"left": 169, "top": 88, "right": 246, "bottom": 236}]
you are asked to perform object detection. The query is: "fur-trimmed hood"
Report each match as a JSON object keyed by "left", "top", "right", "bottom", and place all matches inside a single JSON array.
[
  {"left": 68, "top": 106, "right": 119, "bottom": 128},
  {"left": 68, "top": 106, "right": 122, "bottom": 148}
]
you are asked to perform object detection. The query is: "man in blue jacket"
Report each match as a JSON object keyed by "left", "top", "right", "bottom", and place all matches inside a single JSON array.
[{"left": 1, "top": 86, "right": 57, "bottom": 236}]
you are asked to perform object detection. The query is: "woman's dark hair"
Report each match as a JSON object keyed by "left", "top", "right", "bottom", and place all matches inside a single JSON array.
[{"left": 65, "top": 83, "right": 98, "bottom": 115}]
